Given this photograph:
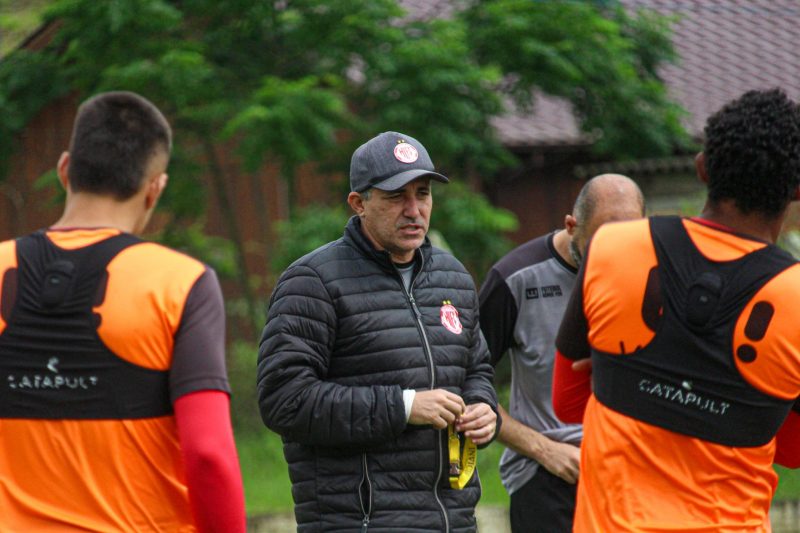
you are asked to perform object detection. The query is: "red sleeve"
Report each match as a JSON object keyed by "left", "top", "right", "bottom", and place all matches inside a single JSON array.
[
  {"left": 175, "top": 390, "right": 246, "bottom": 533},
  {"left": 552, "top": 349, "right": 592, "bottom": 424},
  {"left": 775, "top": 410, "right": 800, "bottom": 468}
]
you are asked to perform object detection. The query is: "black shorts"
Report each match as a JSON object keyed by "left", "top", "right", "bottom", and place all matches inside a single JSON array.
[{"left": 509, "top": 466, "right": 577, "bottom": 533}]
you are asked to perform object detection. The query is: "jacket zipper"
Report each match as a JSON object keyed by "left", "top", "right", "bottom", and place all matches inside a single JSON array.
[
  {"left": 396, "top": 256, "right": 450, "bottom": 533},
  {"left": 359, "top": 453, "right": 372, "bottom": 532}
]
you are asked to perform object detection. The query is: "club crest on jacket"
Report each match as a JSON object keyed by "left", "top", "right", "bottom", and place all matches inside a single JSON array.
[{"left": 440, "top": 300, "right": 463, "bottom": 335}]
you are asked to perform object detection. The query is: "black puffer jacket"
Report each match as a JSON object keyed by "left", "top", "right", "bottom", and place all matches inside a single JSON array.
[{"left": 258, "top": 216, "right": 498, "bottom": 533}]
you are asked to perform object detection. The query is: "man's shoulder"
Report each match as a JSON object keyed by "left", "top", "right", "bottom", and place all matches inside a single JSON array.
[
  {"left": 0, "top": 238, "right": 15, "bottom": 255},
  {"left": 489, "top": 233, "right": 555, "bottom": 281},
  {"left": 759, "top": 261, "right": 800, "bottom": 298},
  {"left": 99, "top": 242, "right": 215, "bottom": 306},
  {"left": 119, "top": 240, "right": 209, "bottom": 277},
  {"left": 589, "top": 218, "right": 651, "bottom": 255},
  {"left": 587, "top": 218, "right": 652, "bottom": 272},
  {"left": 594, "top": 217, "right": 650, "bottom": 243},
  {"left": 277, "top": 237, "right": 367, "bottom": 287},
  {"left": 429, "top": 245, "right": 471, "bottom": 274},
  {"left": 426, "top": 247, "right": 482, "bottom": 297},
  {"left": 286, "top": 237, "right": 350, "bottom": 270},
  {"left": 0, "top": 239, "right": 16, "bottom": 275},
  {"left": 34, "top": 229, "right": 212, "bottom": 283}
]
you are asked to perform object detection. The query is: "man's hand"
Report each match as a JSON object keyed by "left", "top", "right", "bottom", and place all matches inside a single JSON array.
[
  {"left": 455, "top": 402, "right": 497, "bottom": 445},
  {"left": 572, "top": 357, "right": 593, "bottom": 394},
  {"left": 496, "top": 405, "right": 581, "bottom": 484},
  {"left": 536, "top": 438, "right": 581, "bottom": 484},
  {"left": 409, "top": 389, "right": 466, "bottom": 429},
  {"left": 571, "top": 358, "right": 592, "bottom": 373}
]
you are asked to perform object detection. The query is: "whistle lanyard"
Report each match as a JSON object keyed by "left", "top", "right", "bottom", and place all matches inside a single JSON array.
[{"left": 447, "top": 424, "right": 477, "bottom": 489}]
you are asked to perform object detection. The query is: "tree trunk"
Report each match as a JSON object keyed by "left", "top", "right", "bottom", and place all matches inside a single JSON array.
[
  {"left": 203, "top": 139, "right": 261, "bottom": 336},
  {"left": 281, "top": 168, "right": 295, "bottom": 220}
]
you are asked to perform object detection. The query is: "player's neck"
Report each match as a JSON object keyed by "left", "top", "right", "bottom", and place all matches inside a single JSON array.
[
  {"left": 552, "top": 229, "right": 576, "bottom": 267},
  {"left": 52, "top": 193, "right": 146, "bottom": 234},
  {"left": 698, "top": 200, "right": 786, "bottom": 244}
]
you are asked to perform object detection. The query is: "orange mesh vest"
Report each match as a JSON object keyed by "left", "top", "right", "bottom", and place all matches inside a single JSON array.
[
  {"left": 0, "top": 231, "right": 171, "bottom": 419},
  {"left": 592, "top": 216, "right": 796, "bottom": 446}
]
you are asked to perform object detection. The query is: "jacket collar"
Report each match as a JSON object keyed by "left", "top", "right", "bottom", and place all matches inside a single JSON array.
[{"left": 343, "top": 215, "right": 431, "bottom": 272}]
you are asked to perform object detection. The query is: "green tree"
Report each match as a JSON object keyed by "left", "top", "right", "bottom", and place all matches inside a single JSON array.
[
  {"left": 430, "top": 181, "right": 518, "bottom": 283},
  {"left": 461, "top": 0, "right": 689, "bottom": 158},
  {"left": 0, "top": 0, "right": 687, "bottom": 334},
  {"left": 270, "top": 204, "right": 350, "bottom": 275}
]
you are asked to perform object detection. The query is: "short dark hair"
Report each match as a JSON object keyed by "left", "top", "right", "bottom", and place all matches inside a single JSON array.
[
  {"left": 704, "top": 89, "right": 800, "bottom": 218},
  {"left": 67, "top": 91, "right": 172, "bottom": 200}
]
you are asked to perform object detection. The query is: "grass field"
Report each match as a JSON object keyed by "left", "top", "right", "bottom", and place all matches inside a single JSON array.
[
  {"left": 776, "top": 466, "right": 800, "bottom": 500},
  {"left": 236, "top": 429, "right": 510, "bottom": 514},
  {"left": 238, "top": 429, "right": 800, "bottom": 515},
  {"left": 237, "top": 430, "right": 295, "bottom": 514}
]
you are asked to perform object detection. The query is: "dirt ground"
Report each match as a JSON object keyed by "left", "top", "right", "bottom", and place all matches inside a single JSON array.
[
  {"left": 247, "top": 502, "right": 800, "bottom": 532},
  {"left": 247, "top": 504, "right": 510, "bottom": 532}
]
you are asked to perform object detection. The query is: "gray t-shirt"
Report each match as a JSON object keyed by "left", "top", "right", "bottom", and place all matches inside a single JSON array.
[
  {"left": 395, "top": 262, "right": 415, "bottom": 293},
  {"left": 479, "top": 232, "right": 582, "bottom": 495},
  {"left": 396, "top": 260, "right": 417, "bottom": 419}
]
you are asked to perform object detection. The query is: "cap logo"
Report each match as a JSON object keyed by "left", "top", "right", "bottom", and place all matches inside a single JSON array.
[{"left": 394, "top": 141, "right": 419, "bottom": 164}]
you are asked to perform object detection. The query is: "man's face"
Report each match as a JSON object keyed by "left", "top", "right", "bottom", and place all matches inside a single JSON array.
[
  {"left": 358, "top": 177, "right": 432, "bottom": 263},
  {"left": 569, "top": 219, "right": 596, "bottom": 267}
]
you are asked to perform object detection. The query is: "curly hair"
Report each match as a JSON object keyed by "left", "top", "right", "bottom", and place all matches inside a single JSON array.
[{"left": 704, "top": 88, "right": 800, "bottom": 218}]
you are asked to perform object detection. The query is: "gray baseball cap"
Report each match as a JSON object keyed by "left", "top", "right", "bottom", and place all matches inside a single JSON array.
[{"left": 349, "top": 131, "right": 449, "bottom": 192}]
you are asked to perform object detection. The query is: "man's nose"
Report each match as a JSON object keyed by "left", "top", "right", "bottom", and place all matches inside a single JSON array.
[{"left": 402, "top": 196, "right": 422, "bottom": 218}]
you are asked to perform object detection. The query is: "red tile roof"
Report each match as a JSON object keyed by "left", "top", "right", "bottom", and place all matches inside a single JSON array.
[
  {"left": 400, "top": 0, "right": 800, "bottom": 147},
  {"left": 490, "top": 93, "right": 585, "bottom": 148},
  {"left": 635, "top": 0, "right": 800, "bottom": 139}
]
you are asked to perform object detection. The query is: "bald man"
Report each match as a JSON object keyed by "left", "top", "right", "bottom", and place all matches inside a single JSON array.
[{"left": 479, "top": 174, "right": 645, "bottom": 533}]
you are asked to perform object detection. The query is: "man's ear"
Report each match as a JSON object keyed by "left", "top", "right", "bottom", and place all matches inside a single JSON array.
[
  {"left": 145, "top": 172, "right": 168, "bottom": 210},
  {"left": 695, "top": 152, "right": 709, "bottom": 184},
  {"left": 564, "top": 214, "right": 578, "bottom": 236},
  {"left": 347, "top": 191, "right": 366, "bottom": 216},
  {"left": 56, "top": 152, "right": 70, "bottom": 191}
]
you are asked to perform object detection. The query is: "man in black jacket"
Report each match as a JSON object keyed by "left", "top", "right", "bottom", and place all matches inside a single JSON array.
[{"left": 258, "top": 131, "right": 499, "bottom": 532}]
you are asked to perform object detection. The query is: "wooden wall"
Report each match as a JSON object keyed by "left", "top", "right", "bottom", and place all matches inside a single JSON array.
[
  {"left": 482, "top": 146, "right": 596, "bottom": 244},
  {"left": 1, "top": 93, "right": 76, "bottom": 239}
]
